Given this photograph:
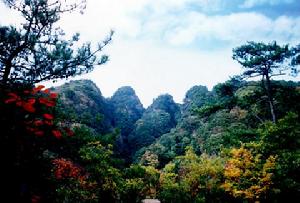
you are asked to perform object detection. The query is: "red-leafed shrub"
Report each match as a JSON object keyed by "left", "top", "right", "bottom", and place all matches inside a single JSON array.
[
  {"left": 2, "top": 85, "right": 74, "bottom": 139},
  {"left": 0, "top": 84, "right": 76, "bottom": 202},
  {"left": 52, "top": 158, "right": 84, "bottom": 180}
]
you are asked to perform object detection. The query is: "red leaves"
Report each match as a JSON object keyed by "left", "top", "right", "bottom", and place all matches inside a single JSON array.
[
  {"left": 64, "top": 127, "right": 74, "bottom": 137},
  {"left": 43, "top": 113, "right": 54, "bottom": 120},
  {"left": 5, "top": 92, "right": 20, "bottom": 104},
  {"left": 3, "top": 86, "right": 75, "bottom": 140},
  {"left": 52, "top": 158, "right": 83, "bottom": 180},
  {"left": 8, "top": 92, "right": 18, "bottom": 99},
  {"left": 44, "top": 120, "right": 53, "bottom": 126},
  {"left": 20, "top": 98, "right": 36, "bottom": 113},
  {"left": 39, "top": 98, "right": 55, "bottom": 107},
  {"left": 32, "top": 85, "right": 45, "bottom": 93},
  {"left": 5, "top": 98, "right": 18, "bottom": 104},
  {"left": 31, "top": 195, "right": 41, "bottom": 203},
  {"left": 5, "top": 93, "right": 36, "bottom": 112},
  {"left": 28, "top": 98, "right": 36, "bottom": 104},
  {"left": 23, "top": 102, "right": 36, "bottom": 113},
  {"left": 5, "top": 85, "right": 57, "bottom": 110},
  {"left": 43, "top": 89, "right": 50, "bottom": 94},
  {"left": 50, "top": 92, "right": 58, "bottom": 99},
  {"left": 34, "top": 120, "right": 44, "bottom": 126},
  {"left": 3, "top": 85, "right": 65, "bottom": 139},
  {"left": 34, "top": 131, "right": 44, "bottom": 137},
  {"left": 52, "top": 130, "right": 62, "bottom": 139}
]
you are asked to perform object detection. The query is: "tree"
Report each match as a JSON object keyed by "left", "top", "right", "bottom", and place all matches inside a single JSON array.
[
  {"left": 259, "top": 113, "right": 300, "bottom": 201},
  {"left": 0, "top": 0, "right": 113, "bottom": 85},
  {"left": 0, "top": 0, "right": 113, "bottom": 201},
  {"left": 79, "top": 141, "right": 124, "bottom": 202},
  {"left": 158, "top": 147, "right": 225, "bottom": 202},
  {"left": 232, "top": 41, "right": 299, "bottom": 122},
  {"left": 222, "top": 146, "right": 276, "bottom": 202}
]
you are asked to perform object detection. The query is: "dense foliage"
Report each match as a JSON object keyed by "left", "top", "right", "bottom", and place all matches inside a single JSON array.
[
  {"left": 1, "top": 1, "right": 299, "bottom": 202},
  {"left": 2, "top": 78, "right": 299, "bottom": 202},
  {"left": 40, "top": 76, "right": 299, "bottom": 202}
]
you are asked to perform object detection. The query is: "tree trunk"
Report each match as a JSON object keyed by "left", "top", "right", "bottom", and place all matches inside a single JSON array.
[
  {"left": 264, "top": 73, "right": 276, "bottom": 123},
  {"left": 2, "top": 62, "right": 12, "bottom": 84}
]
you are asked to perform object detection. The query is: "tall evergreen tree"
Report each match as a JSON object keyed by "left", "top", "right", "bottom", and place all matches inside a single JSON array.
[{"left": 233, "top": 41, "right": 299, "bottom": 122}]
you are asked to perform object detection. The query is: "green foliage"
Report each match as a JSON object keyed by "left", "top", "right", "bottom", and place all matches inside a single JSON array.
[
  {"left": 109, "top": 86, "right": 144, "bottom": 161},
  {"left": 122, "top": 165, "right": 146, "bottom": 202},
  {"left": 182, "top": 85, "right": 214, "bottom": 114},
  {"left": 159, "top": 168, "right": 189, "bottom": 203},
  {"left": 159, "top": 147, "right": 225, "bottom": 203},
  {"left": 122, "top": 165, "right": 160, "bottom": 202},
  {"left": 2, "top": 26, "right": 300, "bottom": 203},
  {"left": 148, "top": 94, "right": 181, "bottom": 124},
  {"left": 50, "top": 78, "right": 299, "bottom": 202},
  {"left": 233, "top": 41, "right": 297, "bottom": 78},
  {"left": 0, "top": 0, "right": 112, "bottom": 84},
  {"left": 271, "top": 81, "right": 300, "bottom": 118},
  {"left": 129, "top": 95, "right": 180, "bottom": 158},
  {"left": 139, "top": 150, "right": 159, "bottom": 167},
  {"left": 259, "top": 113, "right": 300, "bottom": 200},
  {"left": 79, "top": 141, "right": 124, "bottom": 202},
  {"left": 129, "top": 110, "right": 173, "bottom": 152},
  {"left": 110, "top": 86, "right": 144, "bottom": 136},
  {"left": 233, "top": 41, "right": 299, "bottom": 122},
  {"left": 195, "top": 103, "right": 223, "bottom": 117},
  {"left": 55, "top": 80, "right": 113, "bottom": 134}
]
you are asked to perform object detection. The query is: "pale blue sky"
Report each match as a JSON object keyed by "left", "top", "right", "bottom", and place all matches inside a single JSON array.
[{"left": 1, "top": 0, "right": 300, "bottom": 106}]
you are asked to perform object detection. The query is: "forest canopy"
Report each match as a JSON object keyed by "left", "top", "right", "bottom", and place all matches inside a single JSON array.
[{"left": 0, "top": 0, "right": 299, "bottom": 202}]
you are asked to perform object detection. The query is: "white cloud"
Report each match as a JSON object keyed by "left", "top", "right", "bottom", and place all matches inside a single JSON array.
[
  {"left": 1, "top": 0, "right": 299, "bottom": 106},
  {"left": 0, "top": 1, "right": 23, "bottom": 26},
  {"left": 52, "top": 0, "right": 300, "bottom": 106},
  {"left": 150, "top": 12, "right": 300, "bottom": 47},
  {"left": 82, "top": 38, "right": 241, "bottom": 106},
  {"left": 241, "top": 0, "right": 294, "bottom": 8}
]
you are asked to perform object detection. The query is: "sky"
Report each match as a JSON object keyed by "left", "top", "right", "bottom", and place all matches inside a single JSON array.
[{"left": 1, "top": 0, "right": 300, "bottom": 107}]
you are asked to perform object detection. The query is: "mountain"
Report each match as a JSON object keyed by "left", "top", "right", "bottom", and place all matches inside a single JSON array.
[
  {"left": 45, "top": 78, "right": 300, "bottom": 202},
  {"left": 135, "top": 80, "right": 300, "bottom": 167},
  {"left": 109, "top": 86, "right": 144, "bottom": 136},
  {"left": 53, "top": 79, "right": 300, "bottom": 170},
  {"left": 181, "top": 85, "right": 215, "bottom": 115},
  {"left": 109, "top": 86, "right": 145, "bottom": 159},
  {"left": 128, "top": 94, "right": 180, "bottom": 158},
  {"left": 54, "top": 80, "right": 113, "bottom": 134}
]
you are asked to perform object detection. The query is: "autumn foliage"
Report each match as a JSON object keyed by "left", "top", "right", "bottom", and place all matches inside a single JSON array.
[
  {"left": 2, "top": 85, "right": 72, "bottom": 139},
  {"left": 52, "top": 158, "right": 84, "bottom": 180},
  {"left": 222, "top": 146, "right": 276, "bottom": 201}
]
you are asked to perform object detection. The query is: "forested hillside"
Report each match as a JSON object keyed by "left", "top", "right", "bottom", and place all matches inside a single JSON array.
[
  {"left": 50, "top": 77, "right": 300, "bottom": 202},
  {"left": 1, "top": 0, "right": 299, "bottom": 202},
  {"left": 2, "top": 74, "right": 300, "bottom": 202}
]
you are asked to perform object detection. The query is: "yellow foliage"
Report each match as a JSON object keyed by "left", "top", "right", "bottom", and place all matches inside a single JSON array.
[
  {"left": 140, "top": 151, "right": 159, "bottom": 167},
  {"left": 171, "top": 148, "right": 224, "bottom": 198},
  {"left": 222, "top": 146, "right": 276, "bottom": 201}
]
